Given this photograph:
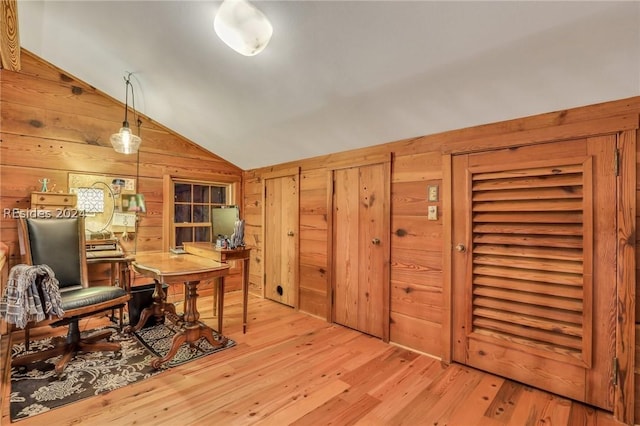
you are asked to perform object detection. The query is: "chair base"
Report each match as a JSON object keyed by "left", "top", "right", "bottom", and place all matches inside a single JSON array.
[
  {"left": 24, "top": 309, "right": 124, "bottom": 352},
  {"left": 12, "top": 321, "right": 121, "bottom": 374}
]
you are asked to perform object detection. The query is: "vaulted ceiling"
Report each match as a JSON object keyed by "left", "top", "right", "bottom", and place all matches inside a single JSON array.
[{"left": 18, "top": 1, "right": 640, "bottom": 170}]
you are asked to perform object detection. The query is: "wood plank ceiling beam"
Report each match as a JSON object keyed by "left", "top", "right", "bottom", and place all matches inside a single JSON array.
[{"left": 0, "top": 0, "right": 20, "bottom": 71}]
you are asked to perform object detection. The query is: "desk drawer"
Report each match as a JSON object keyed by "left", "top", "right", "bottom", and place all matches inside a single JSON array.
[
  {"left": 30, "top": 192, "right": 77, "bottom": 209},
  {"left": 184, "top": 244, "right": 223, "bottom": 261}
]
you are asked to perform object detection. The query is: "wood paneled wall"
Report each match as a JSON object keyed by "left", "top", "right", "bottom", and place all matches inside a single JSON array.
[
  {"left": 0, "top": 50, "right": 243, "bottom": 291},
  {"left": 244, "top": 106, "right": 640, "bottom": 352},
  {"left": 244, "top": 147, "right": 448, "bottom": 356},
  {"left": 244, "top": 97, "right": 640, "bottom": 422}
]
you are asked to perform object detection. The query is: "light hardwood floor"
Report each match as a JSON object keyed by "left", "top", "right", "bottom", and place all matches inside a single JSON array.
[{"left": 2, "top": 291, "right": 620, "bottom": 426}]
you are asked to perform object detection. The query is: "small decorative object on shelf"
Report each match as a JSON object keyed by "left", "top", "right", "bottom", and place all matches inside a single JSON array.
[
  {"left": 230, "top": 219, "right": 245, "bottom": 249},
  {"left": 38, "top": 178, "right": 50, "bottom": 193}
]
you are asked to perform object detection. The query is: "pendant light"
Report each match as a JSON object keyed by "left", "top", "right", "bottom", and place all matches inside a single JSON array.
[
  {"left": 214, "top": 0, "right": 273, "bottom": 56},
  {"left": 110, "top": 73, "right": 141, "bottom": 154}
]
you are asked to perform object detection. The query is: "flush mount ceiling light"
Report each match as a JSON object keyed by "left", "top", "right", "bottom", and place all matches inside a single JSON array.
[
  {"left": 214, "top": 0, "right": 273, "bottom": 56},
  {"left": 110, "top": 73, "right": 141, "bottom": 155}
]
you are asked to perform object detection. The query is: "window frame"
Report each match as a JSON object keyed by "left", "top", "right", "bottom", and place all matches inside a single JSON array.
[{"left": 163, "top": 176, "right": 236, "bottom": 250}]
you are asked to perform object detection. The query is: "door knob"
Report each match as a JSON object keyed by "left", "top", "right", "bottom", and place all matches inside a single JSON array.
[
  {"left": 372, "top": 238, "right": 381, "bottom": 245},
  {"left": 287, "top": 231, "right": 294, "bottom": 237},
  {"left": 455, "top": 244, "right": 466, "bottom": 252}
]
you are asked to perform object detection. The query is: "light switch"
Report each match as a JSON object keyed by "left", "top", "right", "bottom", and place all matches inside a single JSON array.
[
  {"left": 428, "top": 205, "right": 438, "bottom": 220},
  {"left": 427, "top": 185, "right": 438, "bottom": 202}
]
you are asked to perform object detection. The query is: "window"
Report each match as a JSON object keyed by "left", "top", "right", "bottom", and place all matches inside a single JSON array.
[{"left": 170, "top": 180, "right": 231, "bottom": 248}]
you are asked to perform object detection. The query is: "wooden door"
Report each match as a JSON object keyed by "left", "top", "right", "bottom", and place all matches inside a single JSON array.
[
  {"left": 264, "top": 173, "right": 299, "bottom": 307},
  {"left": 452, "top": 137, "right": 616, "bottom": 411},
  {"left": 332, "top": 161, "right": 390, "bottom": 340}
]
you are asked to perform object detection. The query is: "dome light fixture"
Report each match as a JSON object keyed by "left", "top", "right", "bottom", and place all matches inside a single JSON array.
[
  {"left": 110, "top": 73, "right": 141, "bottom": 155},
  {"left": 214, "top": 0, "right": 273, "bottom": 56}
]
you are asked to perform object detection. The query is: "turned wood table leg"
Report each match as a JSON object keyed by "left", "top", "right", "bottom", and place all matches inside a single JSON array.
[{"left": 183, "top": 281, "right": 200, "bottom": 324}]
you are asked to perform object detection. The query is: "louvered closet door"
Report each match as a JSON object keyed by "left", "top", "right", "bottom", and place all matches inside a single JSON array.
[{"left": 452, "top": 137, "right": 616, "bottom": 411}]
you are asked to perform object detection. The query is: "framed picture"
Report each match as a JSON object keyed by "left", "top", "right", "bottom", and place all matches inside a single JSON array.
[{"left": 122, "top": 194, "right": 146, "bottom": 213}]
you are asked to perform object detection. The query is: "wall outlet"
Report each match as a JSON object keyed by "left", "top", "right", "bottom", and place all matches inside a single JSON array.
[{"left": 428, "top": 205, "right": 438, "bottom": 220}]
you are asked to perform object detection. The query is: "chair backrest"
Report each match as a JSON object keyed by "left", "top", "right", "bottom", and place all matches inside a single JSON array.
[{"left": 19, "top": 216, "right": 88, "bottom": 289}]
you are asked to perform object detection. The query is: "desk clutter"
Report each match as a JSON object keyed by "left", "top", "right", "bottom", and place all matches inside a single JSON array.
[{"left": 85, "top": 237, "right": 125, "bottom": 259}]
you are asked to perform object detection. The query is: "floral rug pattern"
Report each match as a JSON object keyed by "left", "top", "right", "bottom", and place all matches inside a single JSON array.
[{"left": 10, "top": 323, "right": 235, "bottom": 421}]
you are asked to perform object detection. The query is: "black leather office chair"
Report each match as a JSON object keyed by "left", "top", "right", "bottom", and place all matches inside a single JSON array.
[{"left": 12, "top": 216, "right": 130, "bottom": 374}]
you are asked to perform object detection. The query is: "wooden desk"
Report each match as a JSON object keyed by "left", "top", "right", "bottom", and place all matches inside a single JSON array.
[
  {"left": 125, "top": 252, "right": 230, "bottom": 369},
  {"left": 183, "top": 242, "right": 251, "bottom": 333}
]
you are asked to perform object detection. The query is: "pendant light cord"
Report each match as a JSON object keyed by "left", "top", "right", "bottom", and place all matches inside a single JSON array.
[
  {"left": 123, "top": 74, "right": 130, "bottom": 126},
  {"left": 123, "top": 72, "right": 141, "bottom": 140},
  {"left": 123, "top": 71, "right": 142, "bottom": 254}
]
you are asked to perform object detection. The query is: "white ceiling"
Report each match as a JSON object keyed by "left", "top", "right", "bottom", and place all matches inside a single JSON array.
[{"left": 18, "top": 1, "right": 640, "bottom": 170}]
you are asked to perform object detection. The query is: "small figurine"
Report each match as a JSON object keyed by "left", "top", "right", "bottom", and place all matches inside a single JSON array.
[{"left": 38, "top": 178, "right": 50, "bottom": 192}]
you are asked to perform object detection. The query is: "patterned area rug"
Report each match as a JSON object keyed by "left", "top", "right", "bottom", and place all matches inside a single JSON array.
[{"left": 10, "top": 323, "right": 235, "bottom": 421}]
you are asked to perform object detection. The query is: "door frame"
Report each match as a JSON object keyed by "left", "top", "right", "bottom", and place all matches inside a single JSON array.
[
  {"left": 261, "top": 166, "right": 300, "bottom": 308},
  {"left": 327, "top": 154, "right": 392, "bottom": 342},
  {"left": 442, "top": 127, "right": 636, "bottom": 423},
  {"left": 615, "top": 129, "right": 636, "bottom": 423}
]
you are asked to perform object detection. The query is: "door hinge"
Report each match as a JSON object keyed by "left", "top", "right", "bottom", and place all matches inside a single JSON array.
[
  {"left": 615, "top": 149, "right": 620, "bottom": 176},
  {"left": 612, "top": 356, "right": 619, "bottom": 386}
]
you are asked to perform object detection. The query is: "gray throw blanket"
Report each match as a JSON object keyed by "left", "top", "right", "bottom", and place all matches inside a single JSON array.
[{"left": 0, "top": 264, "right": 65, "bottom": 329}]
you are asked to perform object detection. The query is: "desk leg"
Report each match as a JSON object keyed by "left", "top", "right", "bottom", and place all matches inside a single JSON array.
[
  {"left": 212, "top": 283, "right": 218, "bottom": 316},
  {"left": 217, "top": 276, "right": 224, "bottom": 334},
  {"left": 242, "top": 258, "right": 249, "bottom": 334},
  {"left": 151, "top": 330, "right": 186, "bottom": 369}
]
